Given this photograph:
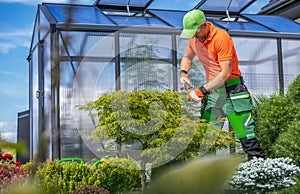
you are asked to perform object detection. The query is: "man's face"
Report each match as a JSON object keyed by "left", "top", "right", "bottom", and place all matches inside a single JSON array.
[{"left": 195, "top": 22, "right": 209, "bottom": 42}]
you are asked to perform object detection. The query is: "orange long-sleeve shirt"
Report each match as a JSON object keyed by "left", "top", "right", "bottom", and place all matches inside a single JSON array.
[{"left": 185, "top": 22, "right": 241, "bottom": 82}]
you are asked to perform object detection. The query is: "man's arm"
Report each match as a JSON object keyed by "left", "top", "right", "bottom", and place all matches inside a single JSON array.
[
  {"left": 180, "top": 50, "right": 195, "bottom": 88},
  {"left": 180, "top": 51, "right": 195, "bottom": 72},
  {"left": 205, "top": 59, "right": 232, "bottom": 91},
  {"left": 186, "top": 57, "right": 232, "bottom": 102}
]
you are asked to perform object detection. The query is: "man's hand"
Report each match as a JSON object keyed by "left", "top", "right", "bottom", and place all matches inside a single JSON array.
[
  {"left": 187, "top": 86, "right": 209, "bottom": 102},
  {"left": 180, "top": 70, "right": 192, "bottom": 90}
]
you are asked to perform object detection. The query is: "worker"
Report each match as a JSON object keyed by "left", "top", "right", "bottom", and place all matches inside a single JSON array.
[{"left": 179, "top": 9, "right": 265, "bottom": 160}]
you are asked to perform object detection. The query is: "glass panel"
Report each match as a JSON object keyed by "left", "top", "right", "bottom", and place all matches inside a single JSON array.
[
  {"left": 109, "top": 15, "right": 168, "bottom": 27},
  {"left": 82, "top": 32, "right": 115, "bottom": 58},
  {"left": 243, "top": 15, "right": 300, "bottom": 33},
  {"left": 215, "top": 21, "right": 273, "bottom": 32},
  {"left": 45, "top": 4, "right": 115, "bottom": 25},
  {"left": 198, "top": 0, "right": 253, "bottom": 12},
  {"left": 60, "top": 59, "right": 116, "bottom": 159},
  {"left": 57, "top": 30, "right": 116, "bottom": 160},
  {"left": 31, "top": 46, "right": 39, "bottom": 158},
  {"left": 31, "top": 15, "right": 39, "bottom": 52},
  {"left": 98, "top": 0, "right": 153, "bottom": 7},
  {"left": 282, "top": 39, "right": 300, "bottom": 91},
  {"left": 241, "top": 0, "right": 269, "bottom": 14},
  {"left": 149, "top": 0, "right": 197, "bottom": 10},
  {"left": 43, "top": 35, "right": 53, "bottom": 157},
  {"left": 233, "top": 37, "right": 278, "bottom": 96},
  {"left": 148, "top": 10, "right": 186, "bottom": 28},
  {"left": 70, "top": 60, "right": 115, "bottom": 159},
  {"left": 59, "top": 31, "right": 115, "bottom": 58},
  {"left": 40, "top": 8, "right": 50, "bottom": 40},
  {"left": 60, "top": 61, "right": 83, "bottom": 158},
  {"left": 119, "top": 33, "right": 173, "bottom": 91}
]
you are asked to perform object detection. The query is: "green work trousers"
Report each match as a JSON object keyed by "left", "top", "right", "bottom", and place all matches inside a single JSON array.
[{"left": 201, "top": 83, "right": 265, "bottom": 159}]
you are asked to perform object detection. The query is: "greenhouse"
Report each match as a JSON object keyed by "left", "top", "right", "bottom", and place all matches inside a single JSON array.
[{"left": 26, "top": 0, "right": 300, "bottom": 161}]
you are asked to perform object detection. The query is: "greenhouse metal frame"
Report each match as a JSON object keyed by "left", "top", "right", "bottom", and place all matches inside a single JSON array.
[{"left": 26, "top": 0, "right": 300, "bottom": 161}]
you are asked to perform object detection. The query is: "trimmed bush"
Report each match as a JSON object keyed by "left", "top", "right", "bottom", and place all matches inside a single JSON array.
[
  {"left": 96, "top": 157, "right": 141, "bottom": 194},
  {"left": 32, "top": 158, "right": 140, "bottom": 194},
  {"left": 34, "top": 160, "right": 100, "bottom": 194}
]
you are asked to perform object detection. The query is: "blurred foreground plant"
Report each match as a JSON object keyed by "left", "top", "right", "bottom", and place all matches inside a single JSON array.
[
  {"left": 133, "top": 156, "right": 240, "bottom": 194},
  {"left": 0, "top": 139, "right": 26, "bottom": 155}
]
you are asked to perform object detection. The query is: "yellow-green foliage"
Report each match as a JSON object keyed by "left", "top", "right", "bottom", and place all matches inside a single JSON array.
[
  {"left": 0, "top": 139, "right": 26, "bottom": 156},
  {"left": 97, "top": 158, "right": 141, "bottom": 194},
  {"left": 78, "top": 89, "right": 235, "bottom": 163},
  {"left": 34, "top": 160, "right": 96, "bottom": 194},
  {"left": 30, "top": 158, "right": 140, "bottom": 194},
  {"left": 78, "top": 89, "right": 236, "bottom": 191}
]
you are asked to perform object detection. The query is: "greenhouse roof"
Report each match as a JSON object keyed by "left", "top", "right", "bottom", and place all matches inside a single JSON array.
[
  {"left": 40, "top": 0, "right": 300, "bottom": 38},
  {"left": 94, "top": 0, "right": 155, "bottom": 11}
]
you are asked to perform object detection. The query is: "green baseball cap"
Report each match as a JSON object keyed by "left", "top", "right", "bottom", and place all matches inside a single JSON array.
[{"left": 180, "top": 10, "right": 206, "bottom": 39}]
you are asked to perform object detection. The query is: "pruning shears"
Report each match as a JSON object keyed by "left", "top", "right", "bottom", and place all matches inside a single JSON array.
[{"left": 180, "top": 82, "right": 194, "bottom": 91}]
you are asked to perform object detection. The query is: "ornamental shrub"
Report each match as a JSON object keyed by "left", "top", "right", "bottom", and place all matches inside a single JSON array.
[
  {"left": 253, "top": 75, "right": 300, "bottom": 159},
  {"left": 229, "top": 157, "right": 300, "bottom": 193},
  {"left": 0, "top": 153, "right": 29, "bottom": 192},
  {"left": 78, "top": 89, "right": 236, "bottom": 190},
  {"left": 255, "top": 94, "right": 300, "bottom": 157},
  {"left": 286, "top": 74, "right": 300, "bottom": 104},
  {"left": 96, "top": 157, "right": 141, "bottom": 194},
  {"left": 273, "top": 120, "right": 300, "bottom": 166},
  {"left": 34, "top": 160, "right": 99, "bottom": 194},
  {"left": 32, "top": 158, "right": 140, "bottom": 194}
]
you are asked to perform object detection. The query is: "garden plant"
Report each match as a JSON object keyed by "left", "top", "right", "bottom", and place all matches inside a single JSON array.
[
  {"left": 229, "top": 157, "right": 300, "bottom": 193},
  {"left": 0, "top": 153, "right": 28, "bottom": 192},
  {"left": 2, "top": 74, "right": 300, "bottom": 194},
  {"left": 78, "top": 89, "right": 236, "bottom": 191}
]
